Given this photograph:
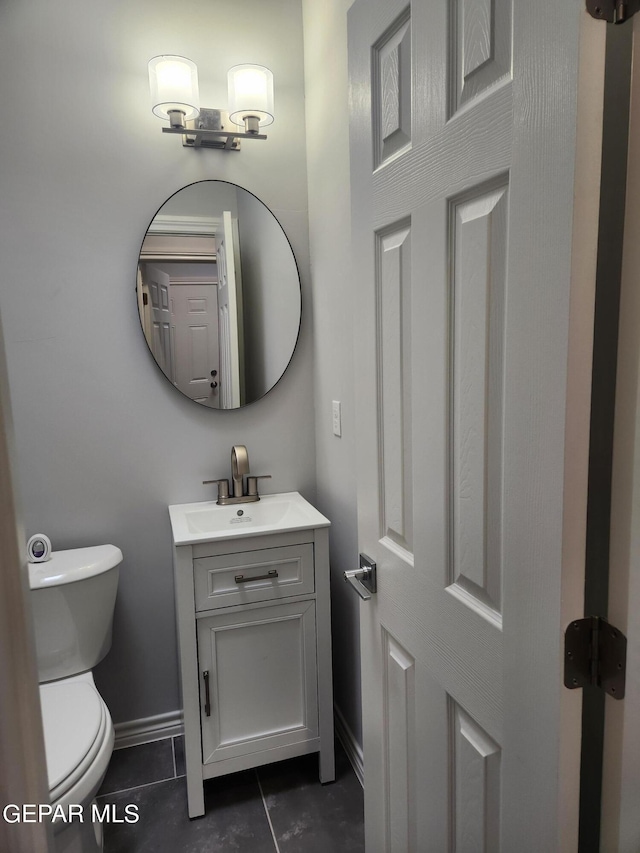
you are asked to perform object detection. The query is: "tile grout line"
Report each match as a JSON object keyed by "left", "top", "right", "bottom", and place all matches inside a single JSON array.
[
  {"left": 256, "top": 769, "right": 281, "bottom": 853},
  {"left": 171, "top": 736, "right": 177, "bottom": 779},
  {"left": 98, "top": 775, "right": 178, "bottom": 799}
]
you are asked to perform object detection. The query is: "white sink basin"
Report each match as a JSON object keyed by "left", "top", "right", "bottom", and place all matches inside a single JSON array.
[{"left": 169, "top": 491, "right": 330, "bottom": 545}]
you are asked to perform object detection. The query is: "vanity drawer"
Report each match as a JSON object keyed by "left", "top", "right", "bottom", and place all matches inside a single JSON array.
[{"left": 194, "top": 544, "right": 314, "bottom": 610}]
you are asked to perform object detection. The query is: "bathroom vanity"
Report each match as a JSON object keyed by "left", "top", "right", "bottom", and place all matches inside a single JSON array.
[{"left": 169, "top": 492, "right": 335, "bottom": 817}]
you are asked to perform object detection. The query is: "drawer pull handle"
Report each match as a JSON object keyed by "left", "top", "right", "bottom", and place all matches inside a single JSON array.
[
  {"left": 203, "top": 670, "right": 211, "bottom": 717},
  {"left": 235, "top": 569, "right": 279, "bottom": 584}
]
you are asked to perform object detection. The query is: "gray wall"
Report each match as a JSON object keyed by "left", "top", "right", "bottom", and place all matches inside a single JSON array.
[
  {"left": 160, "top": 181, "right": 239, "bottom": 220},
  {"left": 237, "top": 190, "right": 301, "bottom": 401},
  {"left": 0, "top": 0, "right": 314, "bottom": 725},
  {"left": 302, "top": 0, "right": 362, "bottom": 745}
]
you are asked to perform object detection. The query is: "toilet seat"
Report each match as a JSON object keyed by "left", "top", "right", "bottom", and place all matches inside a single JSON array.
[{"left": 40, "top": 679, "right": 111, "bottom": 804}]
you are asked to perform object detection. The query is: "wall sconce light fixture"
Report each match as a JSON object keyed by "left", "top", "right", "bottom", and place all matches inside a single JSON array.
[{"left": 148, "top": 55, "right": 274, "bottom": 151}]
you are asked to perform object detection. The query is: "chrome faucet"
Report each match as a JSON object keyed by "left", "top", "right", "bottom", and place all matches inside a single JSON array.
[{"left": 203, "top": 445, "right": 271, "bottom": 505}]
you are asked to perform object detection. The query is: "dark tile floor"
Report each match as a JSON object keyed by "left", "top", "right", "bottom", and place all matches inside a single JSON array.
[{"left": 97, "top": 736, "right": 364, "bottom": 852}]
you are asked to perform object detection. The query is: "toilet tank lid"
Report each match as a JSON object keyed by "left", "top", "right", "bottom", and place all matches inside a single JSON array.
[{"left": 28, "top": 545, "right": 123, "bottom": 590}]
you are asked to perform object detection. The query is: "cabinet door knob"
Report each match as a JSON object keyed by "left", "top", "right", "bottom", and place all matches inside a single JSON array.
[{"left": 203, "top": 670, "right": 211, "bottom": 717}]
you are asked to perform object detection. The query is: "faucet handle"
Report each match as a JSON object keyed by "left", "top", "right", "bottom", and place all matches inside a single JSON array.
[
  {"left": 247, "top": 475, "right": 272, "bottom": 497},
  {"left": 202, "top": 478, "right": 230, "bottom": 501}
]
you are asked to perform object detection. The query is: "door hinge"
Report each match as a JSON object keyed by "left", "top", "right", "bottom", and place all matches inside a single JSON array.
[
  {"left": 564, "top": 616, "right": 627, "bottom": 699},
  {"left": 587, "top": 0, "right": 640, "bottom": 23}
]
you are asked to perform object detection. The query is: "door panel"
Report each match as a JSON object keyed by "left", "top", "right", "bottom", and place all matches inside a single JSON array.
[
  {"left": 378, "top": 222, "right": 413, "bottom": 557},
  {"left": 450, "top": 181, "right": 508, "bottom": 616},
  {"left": 382, "top": 632, "right": 416, "bottom": 852},
  {"left": 450, "top": 700, "right": 501, "bottom": 853},
  {"left": 373, "top": 11, "right": 411, "bottom": 168},
  {"left": 450, "top": 0, "right": 511, "bottom": 115}
]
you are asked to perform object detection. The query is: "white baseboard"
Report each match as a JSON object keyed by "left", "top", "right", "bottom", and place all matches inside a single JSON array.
[
  {"left": 334, "top": 704, "right": 364, "bottom": 788},
  {"left": 114, "top": 710, "right": 184, "bottom": 750},
  {"left": 114, "top": 705, "right": 364, "bottom": 791}
]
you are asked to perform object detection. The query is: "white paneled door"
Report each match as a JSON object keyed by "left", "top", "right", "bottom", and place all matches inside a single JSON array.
[
  {"left": 348, "top": 0, "right": 606, "bottom": 850},
  {"left": 144, "top": 264, "right": 174, "bottom": 382},
  {"left": 171, "top": 283, "right": 219, "bottom": 405}
]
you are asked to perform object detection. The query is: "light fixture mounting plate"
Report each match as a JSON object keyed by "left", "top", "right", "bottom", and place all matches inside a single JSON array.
[{"left": 161, "top": 108, "right": 267, "bottom": 151}]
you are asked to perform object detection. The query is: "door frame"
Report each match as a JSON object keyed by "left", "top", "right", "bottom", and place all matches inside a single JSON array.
[
  {"left": 0, "top": 313, "right": 52, "bottom": 852},
  {"left": 600, "top": 14, "right": 640, "bottom": 853},
  {"left": 578, "top": 20, "right": 634, "bottom": 853}
]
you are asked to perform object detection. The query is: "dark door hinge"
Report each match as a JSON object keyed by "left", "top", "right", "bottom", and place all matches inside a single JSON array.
[
  {"left": 564, "top": 616, "right": 627, "bottom": 699},
  {"left": 587, "top": 0, "right": 640, "bottom": 24}
]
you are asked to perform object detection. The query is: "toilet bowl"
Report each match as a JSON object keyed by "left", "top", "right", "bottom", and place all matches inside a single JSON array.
[
  {"left": 40, "top": 673, "right": 115, "bottom": 853},
  {"left": 28, "top": 545, "right": 122, "bottom": 853}
]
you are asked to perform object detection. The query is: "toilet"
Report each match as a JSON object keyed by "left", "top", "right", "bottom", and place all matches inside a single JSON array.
[{"left": 28, "top": 544, "right": 122, "bottom": 853}]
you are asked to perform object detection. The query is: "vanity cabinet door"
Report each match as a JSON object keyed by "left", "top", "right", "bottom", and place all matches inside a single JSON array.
[{"left": 197, "top": 599, "right": 319, "bottom": 765}]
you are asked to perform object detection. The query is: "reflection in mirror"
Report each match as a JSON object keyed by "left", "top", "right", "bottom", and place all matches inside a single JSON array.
[{"left": 137, "top": 181, "right": 301, "bottom": 409}]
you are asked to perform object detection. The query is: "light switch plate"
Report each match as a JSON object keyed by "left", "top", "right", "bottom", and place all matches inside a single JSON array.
[{"left": 332, "top": 400, "right": 342, "bottom": 437}]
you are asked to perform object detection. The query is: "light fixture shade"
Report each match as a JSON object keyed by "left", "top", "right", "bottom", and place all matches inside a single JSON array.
[
  {"left": 227, "top": 64, "right": 274, "bottom": 128},
  {"left": 148, "top": 55, "right": 200, "bottom": 122}
]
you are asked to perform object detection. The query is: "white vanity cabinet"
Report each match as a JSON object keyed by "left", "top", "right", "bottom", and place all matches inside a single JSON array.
[{"left": 169, "top": 494, "right": 335, "bottom": 818}]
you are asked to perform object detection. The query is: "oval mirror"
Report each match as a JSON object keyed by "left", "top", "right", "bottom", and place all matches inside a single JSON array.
[{"left": 137, "top": 180, "right": 301, "bottom": 409}]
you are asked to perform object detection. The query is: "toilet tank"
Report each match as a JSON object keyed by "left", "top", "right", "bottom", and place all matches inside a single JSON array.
[{"left": 28, "top": 545, "right": 122, "bottom": 683}]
